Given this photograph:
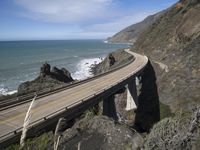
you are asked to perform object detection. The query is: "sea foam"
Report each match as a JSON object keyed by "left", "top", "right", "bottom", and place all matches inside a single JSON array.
[
  {"left": 72, "top": 57, "right": 103, "bottom": 80},
  {"left": 0, "top": 87, "right": 17, "bottom": 96}
]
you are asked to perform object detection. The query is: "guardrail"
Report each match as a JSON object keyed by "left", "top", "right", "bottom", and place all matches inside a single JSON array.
[
  {"left": 0, "top": 56, "right": 143, "bottom": 143},
  {"left": 0, "top": 56, "right": 134, "bottom": 111},
  {"left": 0, "top": 50, "right": 149, "bottom": 145}
]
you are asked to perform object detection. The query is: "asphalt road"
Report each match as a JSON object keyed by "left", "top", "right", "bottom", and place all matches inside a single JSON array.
[{"left": 0, "top": 49, "right": 148, "bottom": 140}]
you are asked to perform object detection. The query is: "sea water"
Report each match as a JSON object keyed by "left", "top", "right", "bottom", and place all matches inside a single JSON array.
[{"left": 0, "top": 40, "right": 128, "bottom": 95}]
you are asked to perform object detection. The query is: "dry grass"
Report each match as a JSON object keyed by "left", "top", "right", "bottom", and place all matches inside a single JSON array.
[
  {"left": 54, "top": 118, "right": 65, "bottom": 150},
  {"left": 20, "top": 95, "right": 37, "bottom": 149}
]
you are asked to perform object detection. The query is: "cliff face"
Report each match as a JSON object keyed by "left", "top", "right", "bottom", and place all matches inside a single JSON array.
[
  {"left": 132, "top": 0, "right": 200, "bottom": 112},
  {"left": 107, "top": 10, "right": 165, "bottom": 43},
  {"left": 5, "top": 1, "right": 200, "bottom": 149}
]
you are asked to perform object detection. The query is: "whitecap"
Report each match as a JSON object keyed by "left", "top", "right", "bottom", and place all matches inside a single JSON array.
[
  {"left": 72, "top": 57, "right": 103, "bottom": 80},
  {"left": 6, "top": 90, "right": 17, "bottom": 95},
  {"left": 0, "top": 87, "right": 17, "bottom": 96},
  {"left": 0, "top": 87, "right": 8, "bottom": 95}
]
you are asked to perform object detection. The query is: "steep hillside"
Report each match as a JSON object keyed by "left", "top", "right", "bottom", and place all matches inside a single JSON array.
[
  {"left": 107, "top": 10, "right": 165, "bottom": 43},
  {"left": 4, "top": 1, "right": 200, "bottom": 149},
  {"left": 132, "top": 0, "right": 200, "bottom": 112}
]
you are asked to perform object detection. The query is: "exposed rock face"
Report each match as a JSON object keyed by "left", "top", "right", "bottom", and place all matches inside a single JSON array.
[
  {"left": 132, "top": 0, "right": 200, "bottom": 112},
  {"left": 58, "top": 116, "right": 144, "bottom": 150},
  {"left": 106, "top": 0, "right": 200, "bottom": 115},
  {"left": 40, "top": 63, "right": 51, "bottom": 77},
  {"left": 18, "top": 63, "right": 74, "bottom": 95},
  {"left": 107, "top": 10, "right": 165, "bottom": 43},
  {"left": 108, "top": 53, "right": 116, "bottom": 66},
  {"left": 181, "top": 0, "right": 200, "bottom": 5},
  {"left": 39, "top": 63, "right": 73, "bottom": 82},
  {"left": 51, "top": 67, "right": 73, "bottom": 83}
]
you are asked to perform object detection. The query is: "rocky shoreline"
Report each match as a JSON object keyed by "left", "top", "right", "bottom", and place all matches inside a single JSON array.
[
  {"left": 5, "top": 44, "right": 200, "bottom": 149},
  {"left": 5, "top": 48, "right": 142, "bottom": 150},
  {"left": 0, "top": 63, "right": 75, "bottom": 101},
  {"left": 4, "top": 0, "right": 200, "bottom": 149}
]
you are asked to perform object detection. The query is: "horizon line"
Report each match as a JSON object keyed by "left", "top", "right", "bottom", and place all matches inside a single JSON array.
[{"left": 0, "top": 38, "right": 106, "bottom": 42}]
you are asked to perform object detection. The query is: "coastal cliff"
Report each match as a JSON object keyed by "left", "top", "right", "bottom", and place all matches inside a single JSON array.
[
  {"left": 108, "top": 0, "right": 200, "bottom": 113},
  {"left": 132, "top": 0, "right": 200, "bottom": 113},
  {"left": 4, "top": 0, "right": 200, "bottom": 149},
  {"left": 97, "top": 0, "right": 200, "bottom": 149},
  {"left": 115, "top": 0, "right": 200, "bottom": 149}
]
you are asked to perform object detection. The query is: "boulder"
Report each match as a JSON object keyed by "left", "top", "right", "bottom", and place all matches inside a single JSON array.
[
  {"left": 58, "top": 116, "right": 144, "bottom": 150},
  {"left": 51, "top": 67, "right": 73, "bottom": 83}
]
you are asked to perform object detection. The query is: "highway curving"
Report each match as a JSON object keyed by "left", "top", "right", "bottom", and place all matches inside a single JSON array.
[{"left": 0, "top": 49, "right": 148, "bottom": 146}]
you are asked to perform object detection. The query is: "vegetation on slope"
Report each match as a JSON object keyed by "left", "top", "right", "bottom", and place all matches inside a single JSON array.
[{"left": 132, "top": 0, "right": 200, "bottom": 112}]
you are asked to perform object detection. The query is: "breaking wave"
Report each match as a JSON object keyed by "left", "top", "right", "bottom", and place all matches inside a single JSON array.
[
  {"left": 72, "top": 57, "right": 103, "bottom": 80},
  {"left": 0, "top": 86, "right": 17, "bottom": 96}
]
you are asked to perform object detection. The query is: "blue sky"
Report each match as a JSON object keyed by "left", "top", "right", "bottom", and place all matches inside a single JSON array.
[{"left": 0, "top": 0, "right": 178, "bottom": 41}]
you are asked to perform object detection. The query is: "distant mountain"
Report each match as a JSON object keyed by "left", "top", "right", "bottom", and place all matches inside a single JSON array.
[
  {"left": 118, "top": 0, "right": 200, "bottom": 148},
  {"left": 132, "top": 0, "right": 200, "bottom": 112},
  {"left": 107, "top": 10, "right": 165, "bottom": 43}
]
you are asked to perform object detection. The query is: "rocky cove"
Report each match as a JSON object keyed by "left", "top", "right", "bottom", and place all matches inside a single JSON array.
[
  {"left": 4, "top": 48, "right": 146, "bottom": 150},
  {"left": 3, "top": 0, "right": 200, "bottom": 149},
  {"left": 5, "top": 45, "right": 200, "bottom": 150}
]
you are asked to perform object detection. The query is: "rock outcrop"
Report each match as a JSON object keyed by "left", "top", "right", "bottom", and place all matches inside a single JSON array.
[
  {"left": 39, "top": 63, "right": 73, "bottom": 82},
  {"left": 5, "top": 1, "right": 200, "bottom": 150},
  {"left": 40, "top": 63, "right": 51, "bottom": 77},
  {"left": 92, "top": 49, "right": 133, "bottom": 75},
  {"left": 58, "top": 115, "right": 144, "bottom": 150},
  {"left": 18, "top": 63, "right": 74, "bottom": 95},
  {"left": 108, "top": 53, "right": 116, "bottom": 66}
]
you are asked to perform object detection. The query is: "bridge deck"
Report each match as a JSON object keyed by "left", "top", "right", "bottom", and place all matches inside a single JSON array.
[{"left": 0, "top": 49, "right": 148, "bottom": 140}]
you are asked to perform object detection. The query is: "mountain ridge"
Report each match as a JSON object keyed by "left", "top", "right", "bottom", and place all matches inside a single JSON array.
[{"left": 107, "top": 10, "right": 166, "bottom": 43}]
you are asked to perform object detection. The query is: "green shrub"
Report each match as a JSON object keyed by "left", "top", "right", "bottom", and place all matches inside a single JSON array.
[{"left": 159, "top": 102, "right": 173, "bottom": 120}]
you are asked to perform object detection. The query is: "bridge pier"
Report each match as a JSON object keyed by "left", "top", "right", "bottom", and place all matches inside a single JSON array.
[
  {"left": 125, "top": 77, "right": 138, "bottom": 111},
  {"left": 134, "top": 61, "right": 160, "bottom": 132},
  {"left": 103, "top": 95, "right": 118, "bottom": 120}
]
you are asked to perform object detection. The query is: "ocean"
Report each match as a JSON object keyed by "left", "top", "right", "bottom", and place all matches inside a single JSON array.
[{"left": 0, "top": 40, "right": 129, "bottom": 95}]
